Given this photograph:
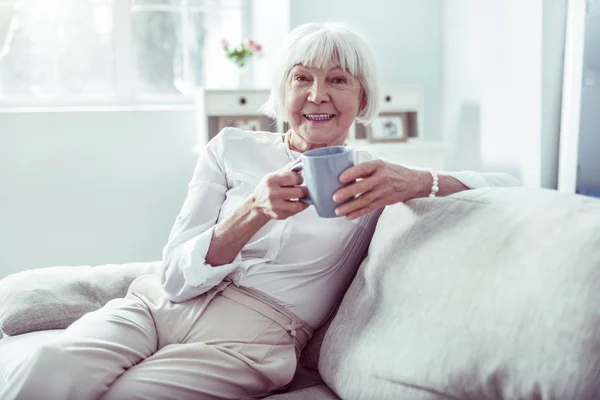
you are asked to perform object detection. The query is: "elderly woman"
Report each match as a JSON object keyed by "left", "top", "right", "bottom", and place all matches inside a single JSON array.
[{"left": 3, "top": 22, "right": 518, "bottom": 400}]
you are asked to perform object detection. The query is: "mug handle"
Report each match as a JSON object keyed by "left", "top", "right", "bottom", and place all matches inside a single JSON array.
[{"left": 290, "top": 163, "right": 313, "bottom": 205}]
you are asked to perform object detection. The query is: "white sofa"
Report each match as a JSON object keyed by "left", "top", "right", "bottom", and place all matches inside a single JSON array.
[{"left": 2, "top": 187, "right": 600, "bottom": 399}]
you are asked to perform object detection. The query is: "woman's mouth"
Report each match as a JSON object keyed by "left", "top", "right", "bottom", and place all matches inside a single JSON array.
[{"left": 304, "top": 113, "right": 335, "bottom": 122}]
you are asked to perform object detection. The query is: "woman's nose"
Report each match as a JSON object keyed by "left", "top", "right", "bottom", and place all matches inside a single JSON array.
[{"left": 307, "top": 81, "right": 330, "bottom": 104}]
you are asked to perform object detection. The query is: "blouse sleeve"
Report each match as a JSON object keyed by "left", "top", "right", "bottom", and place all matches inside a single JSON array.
[
  {"left": 160, "top": 129, "right": 242, "bottom": 302},
  {"left": 441, "top": 170, "right": 521, "bottom": 189}
]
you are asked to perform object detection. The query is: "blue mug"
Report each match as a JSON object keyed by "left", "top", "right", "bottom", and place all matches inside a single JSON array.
[{"left": 290, "top": 146, "right": 354, "bottom": 218}]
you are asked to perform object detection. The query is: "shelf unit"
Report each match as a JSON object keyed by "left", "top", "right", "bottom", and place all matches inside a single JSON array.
[{"left": 194, "top": 88, "right": 281, "bottom": 149}]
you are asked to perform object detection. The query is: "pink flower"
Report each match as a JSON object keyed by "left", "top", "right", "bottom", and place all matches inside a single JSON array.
[
  {"left": 221, "top": 39, "right": 228, "bottom": 49},
  {"left": 247, "top": 39, "right": 263, "bottom": 53}
]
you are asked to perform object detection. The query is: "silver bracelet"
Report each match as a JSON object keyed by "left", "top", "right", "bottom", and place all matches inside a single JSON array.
[{"left": 428, "top": 170, "right": 439, "bottom": 198}]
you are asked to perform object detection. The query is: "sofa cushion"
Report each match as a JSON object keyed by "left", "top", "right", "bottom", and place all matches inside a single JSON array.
[
  {"left": 0, "top": 262, "right": 161, "bottom": 336},
  {"left": 0, "top": 329, "right": 64, "bottom": 389},
  {"left": 319, "top": 187, "right": 600, "bottom": 399}
]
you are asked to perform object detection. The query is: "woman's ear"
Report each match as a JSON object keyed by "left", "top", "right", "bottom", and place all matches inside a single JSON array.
[{"left": 359, "top": 90, "right": 368, "bottom": 113}]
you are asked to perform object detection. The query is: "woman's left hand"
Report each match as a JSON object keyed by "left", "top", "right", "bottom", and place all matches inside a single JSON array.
[{"left": 333, "top": 160, "right": 429, "bottom": 220}]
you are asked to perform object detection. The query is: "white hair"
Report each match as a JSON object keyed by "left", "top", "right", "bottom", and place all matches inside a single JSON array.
[{"left": 260, "top": 22, "right": 380, "bottom": 126}]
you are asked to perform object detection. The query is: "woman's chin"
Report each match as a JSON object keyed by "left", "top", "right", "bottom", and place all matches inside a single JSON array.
[
  {"left": 303, "top": 119, "right": 339, "bottom": 132},
  {"left": 300, "top": 131, "right": 347, "bottom": 147}
]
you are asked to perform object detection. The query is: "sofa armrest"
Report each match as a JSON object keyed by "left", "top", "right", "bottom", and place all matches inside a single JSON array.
[{"left": 0, "top": 261, "right": 161, "bottom": 336}]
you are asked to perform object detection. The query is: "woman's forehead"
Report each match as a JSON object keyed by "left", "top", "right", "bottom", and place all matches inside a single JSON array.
[{"left": 292, "top": 62, "right": 348, "bottom": 73}]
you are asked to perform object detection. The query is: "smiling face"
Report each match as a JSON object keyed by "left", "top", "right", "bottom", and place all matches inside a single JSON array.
[{"left": 284, "top": 61, "right": 364, "bottom": 151}]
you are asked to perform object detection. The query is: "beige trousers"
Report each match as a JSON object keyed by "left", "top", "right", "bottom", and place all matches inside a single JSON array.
[{"left": 3, "top": 274, "right": 313, "bottom": 400}]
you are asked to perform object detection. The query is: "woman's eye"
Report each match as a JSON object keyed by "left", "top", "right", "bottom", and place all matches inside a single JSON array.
[
  {"left": 295, "top": 75, "right": 309, "bottom": 82},
  {"left": 331, "top": 77, "right": 347, "bottom": 84}
]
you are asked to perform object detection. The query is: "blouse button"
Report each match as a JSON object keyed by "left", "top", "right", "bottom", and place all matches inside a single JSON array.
[{"left": 267, "top": 251, "right": 275, "bottom": 258}]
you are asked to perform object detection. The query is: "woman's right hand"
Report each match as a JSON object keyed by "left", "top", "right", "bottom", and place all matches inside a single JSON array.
[{"left": 251, "top": 170, "right": 310, "bottom": 220}]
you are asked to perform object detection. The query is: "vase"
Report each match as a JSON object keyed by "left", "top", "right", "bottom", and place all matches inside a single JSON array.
[{"left": 236, "top": 60, "right": 254, "bottom": 89}]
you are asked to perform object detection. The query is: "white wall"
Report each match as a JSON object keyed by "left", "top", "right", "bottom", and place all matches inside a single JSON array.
[
  {"left": 443, "top": 0, "right": 568, "bottom": 188},
  {"left": 442, "top": 0, "right": 544, "bottom": 186},
  {"left": 290, "top": 0, "right": 444, "bottom": 141},
  {"left": 0, "top": 109, "right": 199, "bottom": 278},
  {"left": 577, "top": 0, "right": 600, "bottom": 195}
]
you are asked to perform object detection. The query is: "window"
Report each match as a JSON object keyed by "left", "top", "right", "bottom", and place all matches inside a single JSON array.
[{"left": 0, "top": 0, "right": 265, "bottom": 106}]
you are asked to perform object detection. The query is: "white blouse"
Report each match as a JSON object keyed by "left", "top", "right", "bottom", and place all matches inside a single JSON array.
[{"left": 160, "top": 128, "right": 520, "bottom": 328}]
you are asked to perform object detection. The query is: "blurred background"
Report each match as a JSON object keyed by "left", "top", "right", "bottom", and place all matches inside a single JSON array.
[{"left": 0, "top": 0, "right": 597, "bottom": 277}]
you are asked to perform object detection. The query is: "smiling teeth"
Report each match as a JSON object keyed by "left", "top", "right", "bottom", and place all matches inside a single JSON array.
[{"left": 305, "top": 114, "right": 333, "bottom": 121}]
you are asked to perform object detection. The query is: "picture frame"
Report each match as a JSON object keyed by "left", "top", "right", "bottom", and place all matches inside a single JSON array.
[
  {"left": 217, "top": 116, "right": 263, "bottom": 132},
  {"left": 366, "top": 112, "right": 409, "bottom": 142}
]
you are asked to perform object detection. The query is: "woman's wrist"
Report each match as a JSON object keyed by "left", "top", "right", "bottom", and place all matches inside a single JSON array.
[
  {"left": 245, "top": 194, "right": 272, "bottom": 224},
  {"left": 414, "top": 170, "right": 435, "bottom": 198},
  {"left": 413, "top": 170, "right": 470, "bottom": 198}
]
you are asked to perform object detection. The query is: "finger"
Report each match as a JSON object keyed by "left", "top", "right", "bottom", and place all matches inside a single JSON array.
[
  {"left": 339, "top": 161, "right": 379, "bottom": 183},
  {"left": 287, "top": 199, "right": 310, "bottom": 212},
  {"left": 277, "top": 199, "right": 310, "bottom": 215},
  {"left": 267, "top": 171, "right": 302, "bottom": 188},
  {"left": 274, "top": 186, "right": 309, "bottom": 200},
  {"left": 335, "top": 190, "right": 380, "bottom": 216},
  {"left": 276, "top": 170, "right": 304, "bottom": 186},
  {"left": 333, "top": 178, "right": 377, "bottom": 203},
  {"left": 345, "top": 199, "right": 386, "bottom": 220}
]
